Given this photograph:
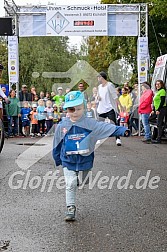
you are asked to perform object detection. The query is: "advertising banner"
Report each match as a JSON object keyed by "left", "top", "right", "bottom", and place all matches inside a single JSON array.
[
  {"left": 151, "top": 54, "right": 167, "bottom": 89},
  {"left": 108, "top": 14, "right": 138, "bottom": 36},
  {"left": 46, "top": 5, "right": 108, "bottom": 36},
  {"left": 8, "top": 36, "right": 19, "bottom": 84},
  {"left": 137, "top": 37, "right": 149, "bottom": 84},
  {"left": 18, "top": 4, "right": 141, "bottom": 37}
]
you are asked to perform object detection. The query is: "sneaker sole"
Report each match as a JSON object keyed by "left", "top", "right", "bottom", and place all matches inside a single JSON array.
[
  {"left": 116, "top": 143, "right": 122, "bottom": 146},
  {"left": 65, "top": 217, "right": 76, "bottom": 221},
  {"left": 141, "top": 140, "right": 151, "bottom": 143}
]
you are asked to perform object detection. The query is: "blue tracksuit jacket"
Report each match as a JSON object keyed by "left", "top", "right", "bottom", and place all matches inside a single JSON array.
[{"left": 52, "top": 115, "right": 129, "bottom": 171}]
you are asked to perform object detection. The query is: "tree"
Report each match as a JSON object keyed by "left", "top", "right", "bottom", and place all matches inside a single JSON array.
[
  {"left": 0, "top": 37, "right": 8, "bottom": 84},
  {"left": 19, "top": 36, "right": 79, "bottom": 93},
  {"left": 85, "top": 0, "right": 167, "bottom": 84},
  {"left": 0, "top": 36, "right": 79, "bottom": 93}
]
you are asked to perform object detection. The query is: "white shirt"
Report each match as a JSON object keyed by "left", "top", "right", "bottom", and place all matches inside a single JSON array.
[
  {"left": 0, "top": 88, "right": 6, "bottom": 99},
  {"left": 97, "top": 82, "right": 118, "bottom": 114}
]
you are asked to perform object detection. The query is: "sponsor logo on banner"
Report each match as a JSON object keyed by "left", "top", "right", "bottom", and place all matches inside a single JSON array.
[
  {"left": 47, "top": 12, "right": 69, "bottom": 34},
  {"left": 137, "top": 37, "right": 149, "bottom": 83},
  {"left": 8, "top": 36, "right": 19, "bottom": 83},
  {"left": 46, "top": 5, "right": 107, "bottom": 36}
]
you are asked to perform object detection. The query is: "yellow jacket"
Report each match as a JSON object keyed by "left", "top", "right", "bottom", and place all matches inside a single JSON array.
[{"left": 119, "top": 94, "right": 132, "bottom": 112}]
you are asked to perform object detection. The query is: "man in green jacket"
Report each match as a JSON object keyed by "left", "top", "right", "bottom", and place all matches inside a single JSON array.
[{"left": 5, "top": 90, "right": 20, "bottom": 137}]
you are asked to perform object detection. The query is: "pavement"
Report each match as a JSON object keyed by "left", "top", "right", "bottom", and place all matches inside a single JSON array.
[{"left": 0, "top": 135, "right": 167, "bottom": 252}]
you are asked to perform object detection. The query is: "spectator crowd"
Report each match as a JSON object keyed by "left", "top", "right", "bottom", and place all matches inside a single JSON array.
[{"left": 0, "top": 75, "right": 167, "bottom": 144}]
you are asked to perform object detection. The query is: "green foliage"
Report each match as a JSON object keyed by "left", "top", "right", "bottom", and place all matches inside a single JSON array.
[
  {"left": 0, "top": 36, "right": 79, "bottom": 92},
  {"left": 102, "top": 0, "right": 167, "bottom": 18},
  {"left": 1, "top": 1, "right": 167, "bottom": 89},
  {"left": 86, "top": 0, "right": 167, "bottom": 84},
  {"left": 19, "top": 36, "right": 79, "bottom": 93},
  {"left": 0, "top": 37, "right": 8, "bottom": 84},
  {"left": 87, "top": 36, "right": 112, "bottom": 73}
]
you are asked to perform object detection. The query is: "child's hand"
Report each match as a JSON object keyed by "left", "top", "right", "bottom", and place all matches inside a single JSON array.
[{"left": 124, "top": 129, "right": 130, "bottom": 137}]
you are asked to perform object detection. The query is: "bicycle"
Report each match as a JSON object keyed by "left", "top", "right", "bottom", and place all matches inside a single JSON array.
[{"left": 0, "top": 99, "right": 9, "bottom": 153}]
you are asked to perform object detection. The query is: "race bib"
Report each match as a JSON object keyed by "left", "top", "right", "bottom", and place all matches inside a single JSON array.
[
  {"left": 65, "top": 132, "right": 90, "bottom": 155},
  {"left": 23, "top": 114, "right": 29, "bottom": 120}
]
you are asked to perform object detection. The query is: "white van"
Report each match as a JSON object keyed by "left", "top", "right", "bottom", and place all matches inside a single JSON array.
[
  {"left": 150, "top": 54, "right": 167, "bottom": 140},
  {"left": 151, "top": 54, "right": 167, "bottom": 90}
]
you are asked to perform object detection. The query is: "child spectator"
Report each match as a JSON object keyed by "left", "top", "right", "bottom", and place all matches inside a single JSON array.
[
  {"left": 37, "top": 99, "right": 46, "bottom": 136},
  {"left": 89, "top": 87, "right": 99, "bottom": 104},
  {"left": 91, "top": 101, "right": 99, "bottom": 120},
  {"left": 34, "top": 94, "right": 39, "bottom": 102},
  {"left": 39, "top": 91, "right": 45, "bottom": 100},
  {"left": 30, "top": 104, "right": 38, "bottom": 137},
  {"left": 52, "top": 87, "right": 65, "bottom": 108},
  {"left": 44, "top": 92, "right": 51, "bottom": 102},
  {"left": 119, "top": 87, "right": 132, "bottom": 113},
  {"left": 60, "top": 107, "right": 67, "bottom": 121},
  {"left": 20, "top": 101, "right": 31, "bottom": 136},
  {"left": 85, "top": 102, "right": 95, "bottom": 118},
  {"left": 53, "top": 104, "right": 61, "bottom": 124},
  {"left": 51, "top": 91, "right": 56, "bottom": 100},
  {"left": 119, "top": 110, "right": 129, "bottom": 127},
  {"left": 53, "top": 91, "right": 130, "bottom": 221},
  {"left": 44, "top": 100, "right": 54, "bottom": 135}
]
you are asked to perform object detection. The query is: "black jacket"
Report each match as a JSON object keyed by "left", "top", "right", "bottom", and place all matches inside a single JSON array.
[{"left": 19, "top": 91, "right": 31, "bottom": 102}]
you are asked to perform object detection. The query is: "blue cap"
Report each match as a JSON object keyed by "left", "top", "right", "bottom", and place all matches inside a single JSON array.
[{"left": 63, "top": 91, "right": 84, "bottom": 109}]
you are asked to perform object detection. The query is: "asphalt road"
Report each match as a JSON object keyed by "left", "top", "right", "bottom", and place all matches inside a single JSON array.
[{"left": 0, "top": 135, "right": 167, "bottom": 252}]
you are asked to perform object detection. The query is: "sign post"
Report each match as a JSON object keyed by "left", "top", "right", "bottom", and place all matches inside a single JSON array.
[
  {"left": 137, "top": 37, "right": 149, "bottom": 84},
  {"left": 8, "top": 36, "right": 19, "bottom": 95},
  {"left": 137, "top": 37, "right": 149, "bottom": 136}
]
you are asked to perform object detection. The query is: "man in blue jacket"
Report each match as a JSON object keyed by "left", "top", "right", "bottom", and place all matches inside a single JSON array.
[{"left": 53, "top": 91, "right": 130, "bottom": 221}]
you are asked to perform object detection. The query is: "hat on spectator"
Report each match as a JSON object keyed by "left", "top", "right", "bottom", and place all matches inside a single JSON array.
[
  {"left": 57, "top": 87, "right": 63, "bottom": 91},
  {"left": 63, "top": 91, "right": 85, "bottom": 109},
  {"left": 32, "top": 104, "right": 37, "bottom": 108},
  {"left": 22, "top": 84, "right": 27, "bottom": 88},
  {"left": 97, "top": 71, "right": 107, "bottom": 80}
]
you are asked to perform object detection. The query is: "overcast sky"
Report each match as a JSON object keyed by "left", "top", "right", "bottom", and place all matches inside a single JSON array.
[{"left": 0, "top": 0, "right": 99, "bottom": 48}]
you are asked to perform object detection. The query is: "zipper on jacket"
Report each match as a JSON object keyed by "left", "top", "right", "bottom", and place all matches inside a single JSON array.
[
  {"left": 73, "top": 124, "right": 79, "bottom": 172},
  {"left": 76, "top": 161, "right": 79, "bottom": 172}
]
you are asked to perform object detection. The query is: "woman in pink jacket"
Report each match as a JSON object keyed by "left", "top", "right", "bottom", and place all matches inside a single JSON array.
[{"left": 138, "top": 82, "right": 154, "bottom": 143}]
